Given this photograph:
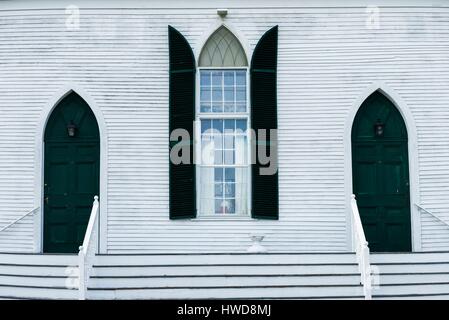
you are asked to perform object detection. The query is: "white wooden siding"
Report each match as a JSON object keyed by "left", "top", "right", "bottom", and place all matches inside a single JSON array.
[{"left": 0, "top": 1, "right": 448, "bottom": 253}]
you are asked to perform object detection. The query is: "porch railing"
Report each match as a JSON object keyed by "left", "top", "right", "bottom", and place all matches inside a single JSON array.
[
  {"left": 0, "top": 207, "right": 39, "bottom": 233},
  {"left": 78, "top": 196, "right": 99, "bottom": 300},
  {"left": 351, "top": 194, "right": 372, "bottom": 300}
]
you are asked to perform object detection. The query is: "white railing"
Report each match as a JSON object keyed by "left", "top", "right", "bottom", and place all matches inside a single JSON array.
[
  {"left": 78, "top": 196, "right": 99, "bottom": 300},
  {"left": 351, "top": 194, "right": 372, "bottom": 300},
  {"left": 0, "top": 207, "right": 39, "bottom": 233},
  {"left": 415, "top": 203, "right": 449, "bottom": 228}
]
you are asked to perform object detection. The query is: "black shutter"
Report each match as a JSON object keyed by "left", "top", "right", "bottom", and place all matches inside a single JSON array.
[
  {"left": 168, "top": 26, "right": 196, "bottom": 219},
  {"left": 251, "top": 26, "right": 279, "bottom": 220}
]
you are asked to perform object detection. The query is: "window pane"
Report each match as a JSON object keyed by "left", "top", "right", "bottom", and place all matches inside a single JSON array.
[
  {"left": 201, "top": 135, "right": 214, "bottom": 165},
  {"left": 215, "top": 199, "right": 223, "bottom": 214},
  {"left": 236, "top": 71, "right": 246, "bottom": 86},
  {"left": 212, "top": 103, "right": 223, "bottom": 113},
  {"left": 236, "top": 87, "right": 246, "bottom": 101},
  {"left": 236, "top": 119, "right": 247, "bottom": 132},
  {"left": 201, "top": 119, "right": 212, "bottom": 133},
  {"left": 224, "top": 134, "right": 234, "bottom": 149},
  {"left": 226, "top": 199, "right": 236, "bottom": 214},
  {"left": 214, "top": 168, "right": 223, "bottom": 182},
  {"left": 224, "top": 119, "right": 235, "bottom": 131},
  {"left": 224, "top": 71, "right": 234, "bottom": 86},
  {"left": 201, "top": 72, "right": 211, "bottom": 86},
  {"left": 201, "top": 88, "right": 211, "bottom": 102},
  {"left": 224, "top": 150, "right": 234, "bottom": 165},
  {"left": 225, "top": 168, "right": 235, "bottom": 182},
  {"left": 224, "top": 103, "right": 234, "bottom": 112},
  {"left": 236, "top": 102, "right": 246, "bottom": 113},
  {"left": 212, "top": 72, "right": 222, "bottom": 86},
  {"left": 235, "top": 134, "right": 247, "bottom": 165},
  {"left": 212, "top": 87, "right": 222, "bottom": 102},
  {"left": 201, "top": 103, "right": 211, "bottom": 113},
  {"left": 224, "top": 183, "right": 235, "bottom": 197},
  {"left": 224, "top": 87, "right": 234, "bottom": 102},
  {"left": 213, "top": 135, "right": 222, "bottom": 149},
  {"left": 212, "top": 119, "right": 223, "bottom": 133},
  {"left": 214, "top": 150, "right": 223, "bottom": 165},
  {"left": 215, "top": 183, "right": 223, "bottom": 197}
]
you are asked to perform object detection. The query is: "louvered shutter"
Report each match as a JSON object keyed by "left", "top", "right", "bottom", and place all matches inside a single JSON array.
[
  {"left": 251, "top": 26, "right": 279, "bottom": 220},
  {"left": 168, "top": 26, "right": 196, "bottom": 219}
]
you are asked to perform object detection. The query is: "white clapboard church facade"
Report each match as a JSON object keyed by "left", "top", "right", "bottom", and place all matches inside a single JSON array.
[{"left": 1, "top": 0, "right": 449, "bottom": 300}]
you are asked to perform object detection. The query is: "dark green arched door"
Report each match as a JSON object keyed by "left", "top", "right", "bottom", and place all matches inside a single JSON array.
[
  {"left": 44, "top": 92, "right": 100, "bottom": 253},
  {"left": 352, "top": 91, "right": 411, "bottom": 252}
]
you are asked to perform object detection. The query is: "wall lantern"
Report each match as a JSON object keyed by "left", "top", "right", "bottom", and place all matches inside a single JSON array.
[
  {"left": 374, "top": 119, "right": 385, "bottom": 137},
  {"left": 67, "top": 121, "right": 77, "bottom": 137}
]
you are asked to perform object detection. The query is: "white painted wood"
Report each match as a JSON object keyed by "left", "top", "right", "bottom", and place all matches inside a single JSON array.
[
  {"left": 0, "top": 253, "right": 77, "bottom": 265},
  {"left": 0, "top": 286, "right": 78, "bottom": 300},
  {"left": 89, "top": 285, "right": 364, "bottom": 300},
  {"left": 91, "top": 264, "right": 360, "bottom": 277},
  {"left": 95, "top": 253, "right": 358, "bottom": 265},
  {"left": 372, "top": 283, "right": 449, "bottom": 298},
  {"left": 0, "top": 1, "right": 448, "bottom": 253},
  {"left": 371, "top": 251, "right": 449, "bottom": 264},
  {"left": 89, "top": 275, "right": 362, "bottom": 289}
]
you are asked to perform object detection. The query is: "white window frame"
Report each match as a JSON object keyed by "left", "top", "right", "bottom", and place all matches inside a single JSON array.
[{"left": 195, "top": 66, "right": 252, "bottom": 218}]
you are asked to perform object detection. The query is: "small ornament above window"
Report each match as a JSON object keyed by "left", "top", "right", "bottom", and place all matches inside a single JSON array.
[{"left": 217, "top": 9, "right": 228, "bottom": 18}]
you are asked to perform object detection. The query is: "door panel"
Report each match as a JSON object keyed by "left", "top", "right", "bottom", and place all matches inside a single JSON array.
[{"left": 352, "top": 91, "right": 411, "bottom": 252}]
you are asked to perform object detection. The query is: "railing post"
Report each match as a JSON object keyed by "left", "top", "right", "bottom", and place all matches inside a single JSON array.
[
  {"left": 78, "top": 246, "right": 86, "bottom": 300},
  {"left": 351, "top": 194, "right": 373, "bottom": 300},
  {"left": 77, "top": 195, "right": 99, "bottom": 300},
  {"left": 362, "top": 242, "right": 372, "bottom": 300}
]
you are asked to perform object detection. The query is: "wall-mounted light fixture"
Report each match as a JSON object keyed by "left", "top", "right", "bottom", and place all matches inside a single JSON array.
[
  {"left": 374, "top": 119, "right": 385, "bottom": 137},
  {"left": 217, "top": 9, "right": 228, "bottom": 18},
  {"left": 67, "top": 121, "right": 77, "bottom": 137}
]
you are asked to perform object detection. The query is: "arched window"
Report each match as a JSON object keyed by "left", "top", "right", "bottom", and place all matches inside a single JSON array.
[
  {"left": 199, "top": 26, "right": 248, "bottom": 67},
  {"left": 197, "top": 26, "right": 249, "bottom": 216}
]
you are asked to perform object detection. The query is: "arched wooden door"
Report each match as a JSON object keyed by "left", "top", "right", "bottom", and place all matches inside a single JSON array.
[
  {"left": 352, "top": 91, "right": 412, "bottom": 252},
  {"left": 43, "top": 92, "right": 100, "bottom": 253}
]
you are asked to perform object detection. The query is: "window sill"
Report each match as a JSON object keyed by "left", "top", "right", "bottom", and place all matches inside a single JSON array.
[{"left": 194, "top": 215, "right": 253, "bottom": 222}]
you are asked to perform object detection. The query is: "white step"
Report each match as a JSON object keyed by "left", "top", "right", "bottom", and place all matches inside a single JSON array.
[
  {"left": 0, "top": 285, "right": 78, "bottom": 300},
  {"left": 88, "top": 285, "right": 364, "bottom": 300},
  {"left": 376, "top": 294, "right": 449, "bottom": 300},
  {"left": 0, "top": 253, "right": 77, "bottom": 266},
  {"left": 0, "top": 265, "right": 75, "bottom": 277},
  {"left": 0, "top": 253, "right": 79, "bottom": 300},
  {"left": 91, "top": 264, "right": 360, "bottom": 277},
  {"left": 372, "top": 283, "right": 449, "bottom": 298},
  {"left": 372, "top": 262, "right": 449, "bottom": 274},
  {"left": 95, "top": 253, "right": 356, "bottom": 266},
  {"left": 378, "top": 272, "right": 449, "bottom": 285},
  {"left": 89, "top": 274, "right": 362, "bottom": 289},
  {"left": 371, "top": 252, "right": 449, "bottom": 264},
  {"left": 0, "top": 274, "right": 77, "bottom": 287}
]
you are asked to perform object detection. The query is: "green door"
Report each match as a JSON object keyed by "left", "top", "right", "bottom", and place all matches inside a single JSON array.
[
  {"left": 352, "top": 91, "right": 412, "bottom": 252},
  {"left": 44, "top": 92, "right": 100, "bottom": 253}
]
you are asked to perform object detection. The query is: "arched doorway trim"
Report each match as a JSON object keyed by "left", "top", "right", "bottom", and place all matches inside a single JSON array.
[
  {"left": 34, "top": 84, "right": 108, "bottom": 253},
  {"left": 344, "top": 82, "right": 420, "bottom": 252}
]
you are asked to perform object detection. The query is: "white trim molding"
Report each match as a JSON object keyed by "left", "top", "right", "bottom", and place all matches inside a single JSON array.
[
  {"left": 33, "top": 83, "right": 109, "bottom": 254},
  {"left": 344, "top": 81, "right": 421, "bottom": 252}
]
